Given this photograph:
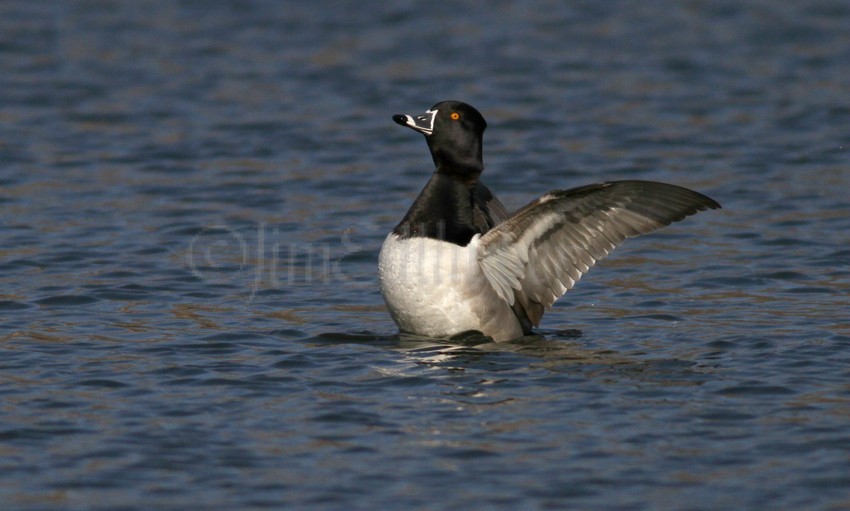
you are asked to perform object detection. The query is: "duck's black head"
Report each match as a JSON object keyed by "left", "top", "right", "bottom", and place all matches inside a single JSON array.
[{"left": 393, "top": 100, "right": 487, "bottom": 182}]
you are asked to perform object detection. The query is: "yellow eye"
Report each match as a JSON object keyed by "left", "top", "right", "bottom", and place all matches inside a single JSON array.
[{"left": 450, "top": 112, "right": 460, "bottom": 120}]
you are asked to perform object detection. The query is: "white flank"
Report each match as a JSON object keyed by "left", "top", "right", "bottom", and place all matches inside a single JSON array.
[{"left": 378, "top": 234, "right": 523, "bottom": 342}]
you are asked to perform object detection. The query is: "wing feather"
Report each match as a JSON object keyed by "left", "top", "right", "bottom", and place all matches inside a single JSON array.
[{"left": 477, "top": 180, "right": 720, "bottom": 326}]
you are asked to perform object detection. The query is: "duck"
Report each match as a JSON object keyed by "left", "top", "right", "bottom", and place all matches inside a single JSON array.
[{"left": 378, "top": 100, "right": 720, "bottom": 342}]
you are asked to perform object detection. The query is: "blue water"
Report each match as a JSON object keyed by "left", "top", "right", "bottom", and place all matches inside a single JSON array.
[{"left": 2, "top": 1, "right": 850, "bottom": 509}]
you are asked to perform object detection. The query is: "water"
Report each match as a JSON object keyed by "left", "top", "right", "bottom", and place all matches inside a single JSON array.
[{"left": 2, "top": 1, "right": 849, "bottom": 509}]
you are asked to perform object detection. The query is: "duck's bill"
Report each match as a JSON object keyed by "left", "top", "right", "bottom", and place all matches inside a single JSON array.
[{"left": 392, "top": 109, "right": 437, "bottom": 135}]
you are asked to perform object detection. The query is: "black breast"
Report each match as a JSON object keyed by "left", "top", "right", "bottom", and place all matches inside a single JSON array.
[{"left": 393, "top": 175, "right": 505, "bottom": 246}]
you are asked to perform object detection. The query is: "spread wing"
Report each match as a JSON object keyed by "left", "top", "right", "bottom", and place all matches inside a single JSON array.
[{"left": 476, "top": 180, "right": 720, "bottom": 326}]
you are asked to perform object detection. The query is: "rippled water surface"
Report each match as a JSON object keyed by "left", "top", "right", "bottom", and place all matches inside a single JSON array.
[{"left": 3, "top": 1, "right": 850, "bottom": 509}]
